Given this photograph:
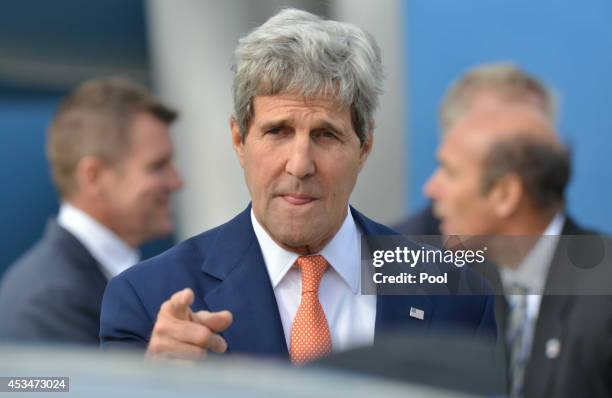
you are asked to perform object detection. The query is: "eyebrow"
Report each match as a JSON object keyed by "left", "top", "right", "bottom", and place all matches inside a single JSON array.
[
  {"left": 439, "top": 158, "right": 456, "bottom": 174},
  {"left": 259, "top": 119, "right": 290, "bottom": 132},
  {"left": 259, "top": 118, "right": 346, "bottom": 133}
]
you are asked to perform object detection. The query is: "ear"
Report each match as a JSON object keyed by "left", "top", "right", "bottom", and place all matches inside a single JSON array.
[
  {"left": 74, "top": 155, "right": 107, "bottom": 197},
  {"left": 230, "top": 117, "right": 245, "bottom": 168},
  {"left": 488, "top": 173, "right": 523, "bottom": 218},
  {"left": 357, "top": 130, "right": 374, "bottom": 171}
]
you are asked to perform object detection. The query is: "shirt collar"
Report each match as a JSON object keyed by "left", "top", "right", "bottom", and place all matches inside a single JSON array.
[
  {"left": 57, "top": 203, "right": 140, "bottom": 279},
  {"left": 250, "top": 207, "right": 361, "bottom": 293},
  {"left": 500, "top": 212, "right": 565, "bottom": 294}
]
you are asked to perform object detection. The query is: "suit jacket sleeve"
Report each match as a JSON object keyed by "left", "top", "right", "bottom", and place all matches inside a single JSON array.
[{"left": 99, "top": 274, "right": 153, "bottom": 350}]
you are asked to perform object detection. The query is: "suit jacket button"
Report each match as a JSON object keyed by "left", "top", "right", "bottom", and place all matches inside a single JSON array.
[{"left": 545, "top": 338, "right": 561, "bottom": 359}]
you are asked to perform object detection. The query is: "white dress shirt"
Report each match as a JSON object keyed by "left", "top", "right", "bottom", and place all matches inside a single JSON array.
[
  {"left": 57, "top": 203, "right": 140, "bottom": 279},
  {"left": 251, "top": 208, "right": 376, "bottom": 352}
]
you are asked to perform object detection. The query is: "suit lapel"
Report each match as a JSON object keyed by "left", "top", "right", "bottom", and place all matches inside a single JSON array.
[
  {"left": 472, "top": 260, "right": 511, "bottom": 382},
  {"left": 524, "top": 295, "right": 573, "bottom": 397},
  {"left": 49, "top": 220, "right": 108, "bottom": 289},
  {"left": 350, "top": 207, "right": 434, "bottom": 337},
  {"left": 199, "top": 206, "right": 288, "bottom": 358},
  {"left": 374, "top": 295, "right": 434, "bottom": 338},
  {"left": 523, "top": 218, "right": 581, "bottom": 398}
]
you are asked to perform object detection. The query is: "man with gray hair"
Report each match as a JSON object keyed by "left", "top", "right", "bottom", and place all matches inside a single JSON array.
[{"left": 101, "top": 9, "right": 495, "bottom": 363}]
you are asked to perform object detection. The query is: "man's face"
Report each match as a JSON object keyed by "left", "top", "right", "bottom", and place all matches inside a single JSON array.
[
  {"left": 102, "top": 112, "right": 183, "bottom": 246},
  {"left": 424, "top": 105, "right": 556, "bottom": 236},
  {"left": 232, "top": 94, "right": 372, "bottom": 253},
  {"left": 424, "top": 124, "right": 499, "bottom": 236}
]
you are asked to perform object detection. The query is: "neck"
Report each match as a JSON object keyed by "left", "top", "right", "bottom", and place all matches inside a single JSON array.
[
  {"left": 499, "top": 204, "right": 559, "bottom": 235},
  {"left": 64, "top": 198, "right": 140, "bottom": 248},
  {"left": 488, "top": 207, "right": 560, "bottom": 269}
]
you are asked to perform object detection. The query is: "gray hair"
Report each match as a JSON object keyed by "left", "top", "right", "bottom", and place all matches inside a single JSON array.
[
  {"left": 232, "top": 8, "right": 384, "bottom": 145},
  {"left": 440, "top": 63, "right": 556, "bottom": 132}
]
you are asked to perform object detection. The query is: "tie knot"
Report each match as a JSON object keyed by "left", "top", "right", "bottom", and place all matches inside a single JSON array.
[{"left": 295, "top": 255, "right": 328, "bottom": 294}]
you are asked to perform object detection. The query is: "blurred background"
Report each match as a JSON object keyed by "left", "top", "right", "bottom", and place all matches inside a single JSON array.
[{"left": 1, "top": 0, "right": 611, "bottom": 277}]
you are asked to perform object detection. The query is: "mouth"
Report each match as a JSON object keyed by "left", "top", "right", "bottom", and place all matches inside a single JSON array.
[
  {"left": 280, "top": 194, "right": 317, "bottom": 206},
  {"left": 438, "top": 220, "right": 448, "bottom": 235},
  {"left": 431, "top": 203, "right": 443, "bottom": 220},
  {"left": 431, "top": 206, "right": 447, "bottom": 232}
]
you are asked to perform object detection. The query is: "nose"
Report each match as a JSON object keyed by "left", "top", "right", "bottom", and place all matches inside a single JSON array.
[{"left": 285, "top": 134, "right": 315, "bottom": 179}]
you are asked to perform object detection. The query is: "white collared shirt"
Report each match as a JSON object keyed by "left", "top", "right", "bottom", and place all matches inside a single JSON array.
[
  {"left": 251, "top": 208, "right": 376, "bottom": 352},
  {"left": 57, "top": 203, "right": 140, "bottom": 280}
]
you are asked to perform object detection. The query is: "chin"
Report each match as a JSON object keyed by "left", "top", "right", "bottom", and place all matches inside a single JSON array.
[
  {"left": 271, "top": 226, "right": 316, "bottom": 248},
  {"left": 276, "top": 229, "right": 310, "bottom": 246}
]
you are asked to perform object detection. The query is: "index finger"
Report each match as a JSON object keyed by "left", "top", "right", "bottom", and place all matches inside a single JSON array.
[{"left": 160, "top": 288, "right": 195, "bottom": 321}]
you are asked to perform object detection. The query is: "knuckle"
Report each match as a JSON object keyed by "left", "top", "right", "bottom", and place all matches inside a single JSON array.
[{"left": 154, "top": 319, "right": 171, "bottom": 336}]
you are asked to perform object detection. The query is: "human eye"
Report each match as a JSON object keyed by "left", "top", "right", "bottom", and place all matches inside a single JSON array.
[
  {"left": 148, "top": 159, "right": 170, "bottom": 173},
  {"left": 313, "top": 129, "right": 340, "bottom": 141},
  {"left": 264, "top": 126, "right": 291, "bottom": 137},
  {"left": 439, "top": 161, "right": 456, "bottom": 178}
]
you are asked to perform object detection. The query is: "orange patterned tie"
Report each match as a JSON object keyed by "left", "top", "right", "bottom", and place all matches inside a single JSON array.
[{"left": 290, "top": 255, "right": 332, "bottom": 364}]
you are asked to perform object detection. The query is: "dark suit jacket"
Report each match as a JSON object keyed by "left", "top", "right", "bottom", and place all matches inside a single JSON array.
[
  {"left": 502, "top": 218, "right": 612, "bottom": 398},
  {"left": 399, "top": 210, "right": 612, "bottom": 398},
  {"left": 0, "top": 220, "right": 107, "bottom": 343},
  {"left": 100, "top": 205, "right": 496, "bottom": 357}
]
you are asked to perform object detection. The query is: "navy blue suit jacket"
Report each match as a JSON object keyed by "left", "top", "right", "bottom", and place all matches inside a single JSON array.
[{"left": 100, "top": 205, "right": 495, "bottom": 357}]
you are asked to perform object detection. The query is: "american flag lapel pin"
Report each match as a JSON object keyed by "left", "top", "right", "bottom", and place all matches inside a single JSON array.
[{"left": 410, "top": 307, "right": 425, "bottom": 320}]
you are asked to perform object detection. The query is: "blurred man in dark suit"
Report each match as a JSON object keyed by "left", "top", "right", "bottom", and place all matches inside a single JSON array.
[
  {"left": 417, "top": 64, "right": 611, "bottom": 398},
  {"left": 0, "top": 77, "right": 183, "bottom": 344}
]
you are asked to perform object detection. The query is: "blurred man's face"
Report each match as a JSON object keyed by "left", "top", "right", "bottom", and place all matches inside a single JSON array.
[
  {"left": 424, "top": 105, "right": 556, "bottom": 236},
  {"left": 102, "top": 112, "right": 183, "bottom": 246},
  {"left": 424, "top": 122, "right": 498, "bottom": 236},
  {"left": 232, "top": 94, "right": 371, "bottom": 254}
]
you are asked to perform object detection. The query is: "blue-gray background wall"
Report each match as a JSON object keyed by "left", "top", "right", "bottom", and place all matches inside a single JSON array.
[
  {"left": 0, "top": 92, "right": 61, "bottom": 271},
  {"left": 405, "top": 0, "right": 612, "bottom": 232}
]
